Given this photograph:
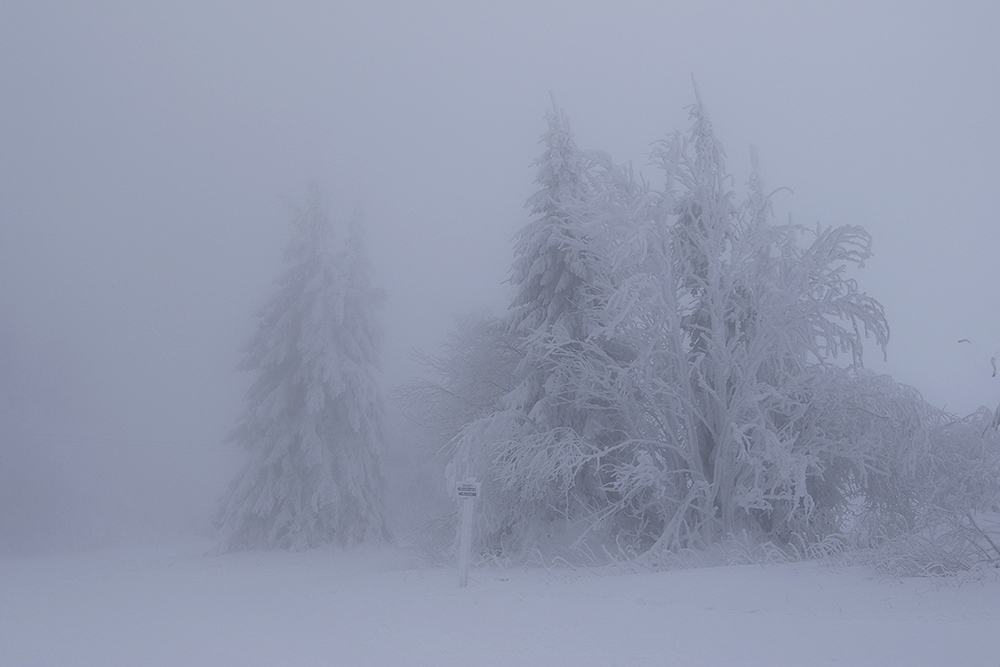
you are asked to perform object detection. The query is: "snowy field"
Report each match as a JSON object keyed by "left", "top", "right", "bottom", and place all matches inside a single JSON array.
[{"left": 3, "top": 541, "right": 999, "bottom": 666}]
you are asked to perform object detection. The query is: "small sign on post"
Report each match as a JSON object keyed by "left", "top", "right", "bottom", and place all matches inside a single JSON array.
[
  {"left": 456, "top": 480, "right": 480, "bottom": 588},
  {"left": 457, "top": 482, "right": 480, "bottom": 499}
]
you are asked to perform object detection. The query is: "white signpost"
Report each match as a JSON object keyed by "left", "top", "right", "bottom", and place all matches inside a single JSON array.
[{"left": 456, "top": 480, "right": 480, "bottom": 588}]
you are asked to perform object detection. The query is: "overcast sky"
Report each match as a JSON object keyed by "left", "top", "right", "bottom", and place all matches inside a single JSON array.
[{"left": 2, "top": 1, "right": 998, "bottom": 551}]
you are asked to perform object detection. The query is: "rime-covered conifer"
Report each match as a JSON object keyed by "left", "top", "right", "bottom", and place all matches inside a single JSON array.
[
  {"left": 450, "top": 106, "right": 641, "bottom": 552},
  {"left": 217, "top": 186, "right": 388, "bottom": 551}
]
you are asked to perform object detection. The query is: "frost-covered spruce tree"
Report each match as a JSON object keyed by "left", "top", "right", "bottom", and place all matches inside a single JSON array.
[
  {"left": 450, "top": 104, "right": 641, "bottom": 552},
  {"left": 504, "top": 103, "right": 615, "bottom": 441},
  {"left": 217, "top": 186, "right": 388, "bottom": 551},
  {"left": 509, "top": 104, "right": 600, "bottom": 338}
]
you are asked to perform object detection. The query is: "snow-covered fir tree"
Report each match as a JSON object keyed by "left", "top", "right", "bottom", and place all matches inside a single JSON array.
[
  {"left": 450, "top": 105, "right": 646, "bottom": 552},
  {"left": 509, "top": 104, "right": 600, "bottom": 338},
  {"left": 217, "top": 186, "right": 388, "bottom": 551}
]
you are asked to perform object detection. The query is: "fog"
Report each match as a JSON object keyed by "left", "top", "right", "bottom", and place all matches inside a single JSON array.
[{"left": 2, "top": 1, "right": 998, "bottom": 555}]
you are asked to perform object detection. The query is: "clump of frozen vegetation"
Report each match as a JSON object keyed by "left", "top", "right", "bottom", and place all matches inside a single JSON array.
[
  {"left": 857, "top": 406, "right": 1000, "bottom": 576},
  {"left": 409, "top": 93, "right": 1000, "bottom": 573},
  {"left": 217, "top": 185, "right": 388, "bottom": 551}
]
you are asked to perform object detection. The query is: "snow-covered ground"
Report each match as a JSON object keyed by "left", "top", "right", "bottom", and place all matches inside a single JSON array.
[{"left": 3, "top": 540, "right": 998, "bottom": 666}]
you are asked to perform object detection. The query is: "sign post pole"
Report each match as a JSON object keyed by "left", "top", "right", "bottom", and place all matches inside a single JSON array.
[{"left": 456, "top": 480, "right": 480, "bottom": 588}]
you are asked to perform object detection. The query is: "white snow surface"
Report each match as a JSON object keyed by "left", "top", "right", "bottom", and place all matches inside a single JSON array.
[{"left": 3, "top": 541, "right": 998, "bottom": 666}]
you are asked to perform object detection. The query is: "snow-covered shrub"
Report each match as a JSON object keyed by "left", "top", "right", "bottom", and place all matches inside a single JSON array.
[
  {"left": 395, "top": 315, "right": 521, "bottom": 445},
  {"left": 391, "top": 314, "right": 523, "bottom": 556},
  {"left": 888, "top": 407, "right": 1000, "bottom": 573},
  {"left": 829, "top": 402, "right": 1000, "bottom": 577}
]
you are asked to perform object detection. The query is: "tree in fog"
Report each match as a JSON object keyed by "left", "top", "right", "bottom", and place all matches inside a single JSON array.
[
  {"left": 629, "top": 95, "right": 900, "bottom": 551},
  {"left": 449, "top": 105, "right": 650, "bottom": 551},
  {"left": 449, "top": 94, "right": 918, "bottom": 557},
  {"left": 217, "top": 186, "right": 388, "bottom": 551}
]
